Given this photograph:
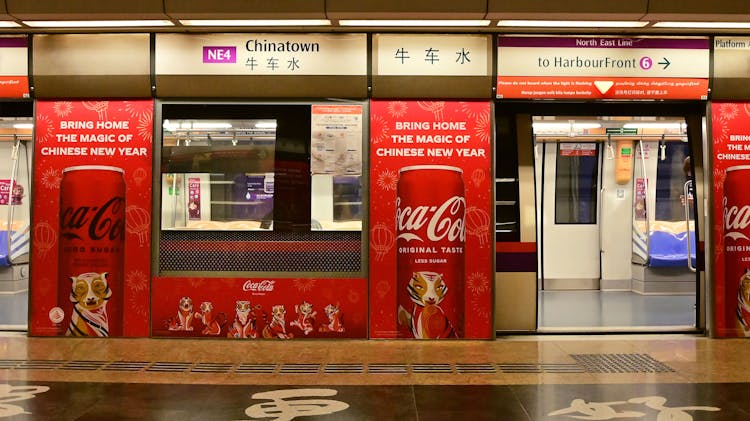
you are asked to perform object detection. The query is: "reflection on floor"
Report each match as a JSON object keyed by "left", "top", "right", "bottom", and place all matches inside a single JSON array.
[
  {"left": 0, "top": 289, "right": 27, "bottom": 330},
  {"left": 2, "top": 333, "right": 750, "bottom": 419},
  {"left": 539, "top": 290, "right": 696, "bottom": 331}
]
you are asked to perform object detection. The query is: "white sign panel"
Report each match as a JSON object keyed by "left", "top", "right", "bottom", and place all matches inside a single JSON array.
[
  {"left": 375, "top": 34, "right": 490, "bottom": 76},
  {"left": 714, "top": 37, "right": 750, "bottom": 79},
  {"left": 156, "top": 33, "right": 367, "bottom": 76},
  {"left": 498, "top": 36, "right": 709, "bottom": 78}
]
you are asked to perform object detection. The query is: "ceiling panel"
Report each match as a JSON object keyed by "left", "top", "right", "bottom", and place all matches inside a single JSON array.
[
  {"left": 326, "top": 0, "right": 488, "bottom": 20},
  {"left": 645, "top": 0, "right": 750, "bottom": 21},
  {"left": 486, "top": 0, "right": 648, "bottom": 20},
  {"left": 6, "top": 0, "right": 168, "bottom": 20},
  {"left": 164, "top": 0, "right": 326, "bottom": 20}
]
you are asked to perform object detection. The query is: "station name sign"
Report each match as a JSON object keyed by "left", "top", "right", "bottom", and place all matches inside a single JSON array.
[
  {"left": 374, "top": 34, "right": 491, "bottom": 76},
  {"left": 156, "top": 33, "right": 366, "bottom": 76},
  {"left": 497, "top": 36, "right": 710, "bottom": 100}
]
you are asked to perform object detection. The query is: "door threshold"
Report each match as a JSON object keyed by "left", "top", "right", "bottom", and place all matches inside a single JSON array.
[{"left": 537, "top": 325, "right": 699, "bottom": 334}]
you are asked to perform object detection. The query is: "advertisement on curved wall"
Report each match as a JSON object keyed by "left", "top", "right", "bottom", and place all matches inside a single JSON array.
[
  {"left": 712, "top": 102, "right": 750, "bottom": 338},
  {"left": 369, "top": 100, "right": 493, "bottom": 339},
  {"left": 29, "top": 100, "right": 153, "bottom": 337},
  {"left": 151, "top": 277, "right": 366, "bottom": 339}
]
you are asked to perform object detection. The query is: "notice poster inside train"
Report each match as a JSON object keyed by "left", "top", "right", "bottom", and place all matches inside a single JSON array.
[
  {"left": 30, "top": 100, "right": 153, "bottom": 337},
  {"left": 369, "top": 100, "right": 493, "bottom": 339},
  {"left": 151, "top": 277, "right": 367, "bottom": 339},
  {"left": 712, "top": 102, "right": 750, "bottom": 338}
]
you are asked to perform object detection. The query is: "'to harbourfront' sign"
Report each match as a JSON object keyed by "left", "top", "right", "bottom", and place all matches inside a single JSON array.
[{"left": 497, "top": 36, "right": 709, "bottom": 100}]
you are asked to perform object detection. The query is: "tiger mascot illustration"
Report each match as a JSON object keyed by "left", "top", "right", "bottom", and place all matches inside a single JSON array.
[
  {"left": 262, "top": 305, "right": 293, "bottom": 339},
  {"left": 166, "top": 296, "right": 195, "bottom": 331},
  {"left": 195, "top": 301, "right": 226, "bottom": 336},
  {"left": 736, "top": 268, "right": 750, "bottom": 337},
  {"left": 290, "top": 301, "right": 316, "bottom": 335},
  {"left": 66, "top": 272, "right": 112, "bottom": 337},
  {"left": 227, "top": 300, "right": 262, "bottom": 339},
  {"left": 397, "top": 271, "right": 457, "bottom": 339},
  {"left": 318, "top": 303, "right": 345, "bottom": 333}
]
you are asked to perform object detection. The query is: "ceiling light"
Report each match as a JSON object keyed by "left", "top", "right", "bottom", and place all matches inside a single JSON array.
[
  {"left": 23, "top": 20, "right": 174, "bottom": 28},
  {"left": 0, "top": 21, "right": 21, "bottom": 28},
  {"left": 498, "top": 20, "right": 649, "bottom": 28},
  {"left": 533, "top": 122, "right": 602, "bottom": 130},
  {"left": 254, "top": 122, "right": 277, "bottom": 129},
  {"left": 623, "top": 123, "right": 685, "bottom": 129},
  {"left": 12, "top": 123, "right": 33, "bottom": 129},
  {"left": 179, "top": 20, "right": 331, "bottom": 26},
  {"left": 653, "top": 21, "right": 750, "bottom": 29},
  {"left": 339, "top": 20, "right": 491, "bottom": 27}
]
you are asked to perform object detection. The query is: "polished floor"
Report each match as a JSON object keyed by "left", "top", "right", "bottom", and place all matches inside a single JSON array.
[
  {"left": 2, "top": 333, "right": 750, "bottom": 420},
  {"left": 539, "top": 290, "right": 696, "bottom": 331}
]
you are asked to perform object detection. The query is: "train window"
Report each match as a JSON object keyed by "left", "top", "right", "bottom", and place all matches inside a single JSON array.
[
  {"left": 157, "top": 102, "right": 365, "bottom": 274},
  {"left": 554, "top": 143, "right": 599, "bottom": 224}
]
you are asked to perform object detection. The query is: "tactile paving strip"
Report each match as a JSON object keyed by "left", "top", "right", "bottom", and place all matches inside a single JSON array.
[
  {"left": 0, "top": 355, "right": 673, "bottom": 374},
  {"left": 571, "top": 353, "right": 675, "bottom": 373}
]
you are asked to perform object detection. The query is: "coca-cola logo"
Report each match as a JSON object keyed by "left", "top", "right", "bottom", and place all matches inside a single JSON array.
[
  {"left": 724, "top": 196, "right": 750, "bottom": 241},
  {"left": 242, "top": 280, "right": 275, "bottom": 292},
  {"left": 60, "top": 196, "right": 125, "bottom": 241},
  {"left": 396, "top": 196, "right": 465, "bottom": 243}
]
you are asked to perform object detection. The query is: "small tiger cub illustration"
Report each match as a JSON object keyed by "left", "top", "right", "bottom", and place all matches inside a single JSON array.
[
  {"left": 167, "top": 296, "right": 195, "bottom": 331},
  {"left": 318, "top": 303, "right": 345, "bottom": 333},
  {"left": 228, "top": 300, "right": 259, "bottom": 339},
  {"left": 398, "top": 271, "right": 457, "bottom": 339},
  {"left": 262, "top": 305, "right": 293, "bottom": 339},
  {"left": 67, "top": 272, "right": 112, "bottom": 337},
  {"left": 736, "top": 268, "right": 750, "bottom": 337},
  {"left": 290, "top": 301, "right": 316, "bottom": 335},
  {"left": 195, "top": 301, "right": 226, "bottom": 336}
]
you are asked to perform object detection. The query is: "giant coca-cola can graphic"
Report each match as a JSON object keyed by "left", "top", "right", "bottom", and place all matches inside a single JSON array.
[
  {"left": 56, "top": 165, "right": 125, "bottom": 336},
  {"left": 724, "top": 165, "right": 750, "bottom": 337},
  {"left": 396, "top": 165, "right": 465, "bottom": 339}
]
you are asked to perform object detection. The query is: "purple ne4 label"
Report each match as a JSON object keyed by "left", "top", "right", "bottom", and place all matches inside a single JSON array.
[{"left": 203, "top": 46, "right": 236, "bottom": 63}]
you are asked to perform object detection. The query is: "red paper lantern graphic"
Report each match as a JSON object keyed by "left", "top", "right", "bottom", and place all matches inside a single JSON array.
[{"left": 466, "top": 206, "right": 490, "bottom": 247}]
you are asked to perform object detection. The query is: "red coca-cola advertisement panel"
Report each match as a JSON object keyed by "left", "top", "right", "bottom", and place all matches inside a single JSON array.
[
  {"left": 712, "top": 102, "right": 750, "bottom": 338},
  {"left": 30, "top": 100, "right": 153, "bottom": 337},
  {"left": 151, "top": 277, "right": 367, "bottom": 339},
  {"left": 369, "top": 100, "right": 493, "bottom": 339}
]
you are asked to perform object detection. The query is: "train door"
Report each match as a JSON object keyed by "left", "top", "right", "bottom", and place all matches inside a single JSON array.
[
  {"left": 534, "top": 115, "right": 699, "bottom": 332},
  {"left": 0, "top": 117, "right": 32, "bottom": 331}
]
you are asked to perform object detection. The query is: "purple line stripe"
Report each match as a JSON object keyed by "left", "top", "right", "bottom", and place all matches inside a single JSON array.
[
  {"left": 0, "top": 37, "right": 27, "bottom": 48},
  {"left": 498, "top": 36, "right": 709, "bottom": 50}
]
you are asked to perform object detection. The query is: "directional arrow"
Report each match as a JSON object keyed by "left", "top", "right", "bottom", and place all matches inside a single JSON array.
[{"left": 658, "top": 57, "right": 670, "bottom": 69}]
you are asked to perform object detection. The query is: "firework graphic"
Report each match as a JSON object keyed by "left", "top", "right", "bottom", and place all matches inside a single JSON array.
[
  {"left": 126, "top": 270, "right": 149, "bottom": 293},
  {"left": 459, "top": 102, "right": 482, "bottom": 119},
  {"left": 466, "top": 271, "right": 490, "bottom": 295},
  {"left": 716, "top": 103, "right": 739, "bottom": 121},
  {"left": 128, "top": 292, "right": 149, "bottom": 318},
  {"left": 370, "top": 114, "right": 390, "bottom": 144},
  {"left": 470, "top": 294, "right": 491, "bottom": 322},
  {"left": 377, "top": 169, "right": 398, "bottom": 191},
  {"left": 52, "top": 101, "right": 73, "bottom": 118},
  {"left": 40, "top": 168, "right": 62, "bottom": 189},
  {"left": 294, "top": 278, "right": 316, "bottom": 292},
  {"left": 473, "top": 112, "right": 491, "bottom": 143},
  {"left": 387, "top": 101, "right": 408, "bottom": 118},
  {"left": 137, "top": 113, "right": 153, "bottom": 143},
  {"left": 121, "top": 101, "right": 153, "bottom": 119},
  {"left": 715, "top": 120, "right": 732, "bottom": 143},
  {"left": 35, "top": 114, "right": 55, "bottom": 143}
]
